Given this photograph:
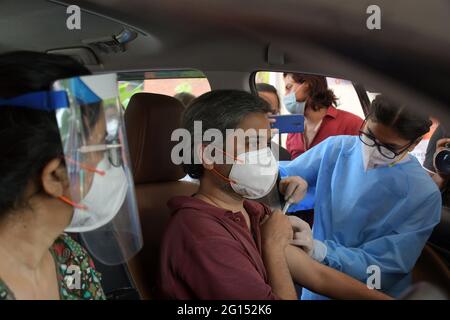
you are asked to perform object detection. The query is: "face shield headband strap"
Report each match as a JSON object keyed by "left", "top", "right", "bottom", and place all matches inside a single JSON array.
[
  {"left": 0, "top": 77, "right": 103, "bottom": 111},
  {"left": 0, "top": 91, "right": 69, "bottom": 111}
]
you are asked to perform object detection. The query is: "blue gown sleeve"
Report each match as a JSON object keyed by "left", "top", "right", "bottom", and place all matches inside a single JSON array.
[
  {"left": 323, "top": 190, "right": 442, "bottom": 288},
  {"left": 279, "top": 138, "right": 331, "bottom": 188}
]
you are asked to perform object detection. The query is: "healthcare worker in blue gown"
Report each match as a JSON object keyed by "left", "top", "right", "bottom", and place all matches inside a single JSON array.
[{"left": 280, "top": 94, "right": 442, "bottom": 299}]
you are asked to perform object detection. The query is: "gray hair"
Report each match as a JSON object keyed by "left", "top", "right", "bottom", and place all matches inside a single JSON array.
[{"left": 181, "top": 89, "right": 271, "bottom": 179}]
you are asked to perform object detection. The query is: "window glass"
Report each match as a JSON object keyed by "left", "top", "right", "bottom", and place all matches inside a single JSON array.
[
  {"left": 118, "top": 70, "right": 211, "bottom": 108},
  {"left": 254, "top": 71, "right": 365, "bottom": 148}
]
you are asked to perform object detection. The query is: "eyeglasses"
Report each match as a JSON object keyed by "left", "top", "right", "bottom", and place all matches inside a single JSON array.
[{"left": 359, "top": 130, "right": 413, "bottom": 159}]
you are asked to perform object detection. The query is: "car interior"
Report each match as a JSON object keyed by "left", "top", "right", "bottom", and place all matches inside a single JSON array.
[{"left": 1, "top": 0, "right": 449, "bottom": 300}]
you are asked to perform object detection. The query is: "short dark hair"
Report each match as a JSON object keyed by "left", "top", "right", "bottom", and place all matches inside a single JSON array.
[
  {"left": 256, "top": 83, "right": 277, "bottom": 95},
  {"left": 0, "top": 51, "right": 90, "bottom": 216},
  {"left": 283, "top": 72, "right": 337, "bottom": 111},
  {"left": 174, "top": 92, "right": 196, "bottom": 107},
  {"left": 368, "top": 94, "right": 432, "bottom": 141},
  {"left": 256, "top": 83, "right": 280, "bottom": 109},
  {"left": 181, "top": 90, "right": 271, "bottom": 179}
]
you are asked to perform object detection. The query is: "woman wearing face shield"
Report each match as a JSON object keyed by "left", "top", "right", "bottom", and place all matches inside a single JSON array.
[
  {"left": 0, "top": 51, "right": 142, "bottom": 300},
  {"left": 280, "top": 94, "right": 442, "bottom": 299},
  {"left": 283, "top": 73, "right": 363, "bottom": 159}
]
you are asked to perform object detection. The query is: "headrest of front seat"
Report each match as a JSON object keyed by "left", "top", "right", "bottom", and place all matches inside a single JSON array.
[{"left": 125, "top": 92, "right": 186, "bottom": 184}]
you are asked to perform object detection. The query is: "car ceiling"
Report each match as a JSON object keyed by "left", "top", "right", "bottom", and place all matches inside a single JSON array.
[{"left": 0, "top": 0, "right": 449, "bottom": 124}]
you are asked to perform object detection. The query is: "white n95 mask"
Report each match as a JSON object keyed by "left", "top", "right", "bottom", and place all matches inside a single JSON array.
[
  {"left": 283, "top": 92, "right": 306, "bottom": 115},
  {"left": 361, "top": 143, "right": 407, "bottom": 171},
  {"left": 65, "top": 157, "right": 129, "bottom": 233},
  {"left": 228, "top": 147, "right": 279, "bottom": 199}
]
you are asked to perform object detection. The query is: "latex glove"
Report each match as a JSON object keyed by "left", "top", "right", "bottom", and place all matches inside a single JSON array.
[
  {"left": 279, "top": 176, "right": 308, "bottom": 204},
  {"left": 288, "top": 215, "right": 313, "bottom": 254},
  {"left": 288, "top": 215, "right": 327, "bottom": 262}
]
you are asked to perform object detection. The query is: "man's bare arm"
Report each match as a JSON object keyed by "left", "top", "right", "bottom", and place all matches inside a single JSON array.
[
  {"left": 261, "top": 210, "right": 297, "bottom": 300},
  {"left": 262, "top": 243, "right": 297, "bottom": 300},
  {"left": 285, "top": 245, "right": 392, "bottom": 300}
]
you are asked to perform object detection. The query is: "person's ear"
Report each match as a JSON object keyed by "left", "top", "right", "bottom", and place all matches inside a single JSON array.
[
  {"left": 196, "top": 144, "right": 214, "bottom": 171},
  {"left": 41, "top": 158, "right": 69, "bottom": 198},
  {"left": 302, "top": 81, "right": 311, "bottom": 95}
]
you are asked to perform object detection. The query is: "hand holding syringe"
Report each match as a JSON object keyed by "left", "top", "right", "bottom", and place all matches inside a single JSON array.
[{"left": 278, "top": 176, "right": 308, "bottom": 214}]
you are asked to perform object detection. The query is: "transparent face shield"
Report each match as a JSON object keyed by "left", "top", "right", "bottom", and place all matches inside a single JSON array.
[{"left": 52, "top": 73, "right": 143, "bottom": 265}]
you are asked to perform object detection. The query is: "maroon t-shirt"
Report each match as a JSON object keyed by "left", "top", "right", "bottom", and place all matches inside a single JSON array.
[{"left": 157, "top": 196, "right": 279, "bottom": 300}]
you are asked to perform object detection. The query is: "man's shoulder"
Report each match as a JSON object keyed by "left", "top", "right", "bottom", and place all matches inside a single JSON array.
[
  {"left": 244, "top": 199, "right": 270, "bottom": 216},
  {"left": 165, "top": 197, "right": 236, "bottom": 242}
]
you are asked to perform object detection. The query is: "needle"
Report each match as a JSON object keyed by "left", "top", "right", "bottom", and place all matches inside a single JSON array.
[{"left": 282, "top": 199, "right": 292, "bottom": 215}]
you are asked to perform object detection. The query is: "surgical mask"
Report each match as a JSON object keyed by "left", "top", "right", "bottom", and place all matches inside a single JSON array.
[
  {"left": 65, "top": 157, "right": 129, "bottom": 233},
  {"left": 361, "top": 143, "right": 408, "bottom": 171},
  {"left": 213, "top": 147, "right": 278, "bottom": 199},
  {"left": 283, "top": 92, "right": 306, "bottom": 115}
]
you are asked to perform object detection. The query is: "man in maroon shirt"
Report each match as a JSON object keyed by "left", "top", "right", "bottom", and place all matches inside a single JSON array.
[
  {"left": 283, "top": 73, "right": 363, "bottom": 159},
  {"left": 157, "top": 90, "right": 391, "bottom": 300},
  {"left": 160, "top": 196, "right": 292, "bottom": 299},
  {"left": 158, "top": 90, "right": 300, "bottom": 300}
]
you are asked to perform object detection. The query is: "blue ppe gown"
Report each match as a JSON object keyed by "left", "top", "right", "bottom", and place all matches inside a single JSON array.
[{"left": 279, "top": 136, "right": 442, "bottom": 299}]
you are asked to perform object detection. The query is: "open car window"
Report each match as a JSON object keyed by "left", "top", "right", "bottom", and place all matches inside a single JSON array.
[
  {"left": 254, "top": 71, "right": 365, "bottom": 118},
  {"left": 118, "top": 70, "right": 211, "bottom": 108},
  {"left": 253, "top": 71, "right": 366, "bottom": 149}
]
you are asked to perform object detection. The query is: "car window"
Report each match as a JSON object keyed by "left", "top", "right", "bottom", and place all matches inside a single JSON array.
[
  {"left": 254, "top": 71, "right": 365, "bottom": 117},
  {"left": 366, "top": 91, "right": 379, "bottom": 103},
  {"left": 253, "top": 71, "right": 366, "bottom": 148},
  {"left": 118, "top": 70, "right": 211, "bottom": 108},
  {"left": 326, "top": 78, "right": 365, "bottom": 119}
]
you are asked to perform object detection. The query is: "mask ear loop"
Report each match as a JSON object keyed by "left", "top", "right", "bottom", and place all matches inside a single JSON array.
[
  {"left": 388, "top": 151, "right": 408, "bottom": 167},
  {"left": 211, "top": 168, "right": 238, "bottom": 185},
  {"left": 389, "top": 136, "right": 422, "bottom": 167},
  {"left": 200, "top": 145, "right": 243, "bottom": 185},
  {"left": 293, "top": 81, "right": 308, "bottom": 105},
  {"left": 58, "top": 195, "right": 88, "bottom": 210},
  {"left": 57, "top": 156, "right": 105, "bottom": 210},
  {"left": 64, "top": 156, "right": 106, "bottom": 176}
]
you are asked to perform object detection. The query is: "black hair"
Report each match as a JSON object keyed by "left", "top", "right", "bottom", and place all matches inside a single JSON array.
[
  {"left": 0, "top": 51, "right": 90, "bottom": 215},
  {"left": 174, "top": 92, "right": 196, "bottom": 108},
  {"left": 256, "top": 83, "right": 277, "bottom": 95},
  {"left": 368, "top": 94, "right": 432, "bottom": 141},
  {"left": 181, "top": 90, "right": 271, "bottom": 179},
  {"left": 283, "top": 72, "right": 337, "bottom": 111},
  {"left": 255, "top": 83, "right": 280, "bottom": 109}
]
